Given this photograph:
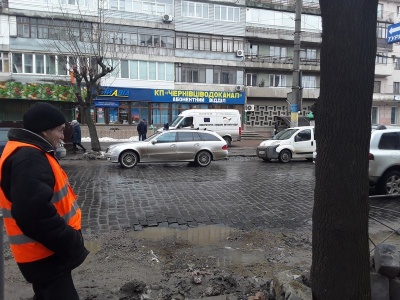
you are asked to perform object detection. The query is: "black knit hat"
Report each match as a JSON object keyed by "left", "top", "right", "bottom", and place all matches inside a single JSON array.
[{"left": 23, "top": 102, "right": 66, "bottom": 133}]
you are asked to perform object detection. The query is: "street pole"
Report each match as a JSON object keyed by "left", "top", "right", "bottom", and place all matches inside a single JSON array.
[{"left": 291, "top": 0, "right": 302, "bottom": 128}]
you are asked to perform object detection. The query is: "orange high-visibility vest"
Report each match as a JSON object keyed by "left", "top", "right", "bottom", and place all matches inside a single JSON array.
[{"left": 0, "top": 141, "right": 81, "bottom": 263}]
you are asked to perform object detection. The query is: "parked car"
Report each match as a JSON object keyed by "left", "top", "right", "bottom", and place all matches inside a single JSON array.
[
  {"left": 369, "top": 127, "right": 400, "bottom": 195},
  {"left": 0, "top": 128, "right": 66, "bottom": 159},
  {"left": 256, "top": 126, "right": 316, "bottom": 163},
  {"left": 104, "top": 129, "right": 228, "bottom": 168},
  {"left": 0, "top": 128, "right": 10, "bottom": 157}
]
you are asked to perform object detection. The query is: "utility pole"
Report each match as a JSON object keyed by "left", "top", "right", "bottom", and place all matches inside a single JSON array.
[{"left": 290, "top": 0, "right": 302, "bottom": 127}]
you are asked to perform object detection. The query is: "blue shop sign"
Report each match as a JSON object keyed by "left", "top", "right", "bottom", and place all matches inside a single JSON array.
[
  {"left": 94, "top": 101, "right": 119, "bottom": 107},
  {"left": 96, "top": 87, "right": 245, "bottom": 105},
  {"left": 152, "top": 89, "right": 244, "bottom": 104}
]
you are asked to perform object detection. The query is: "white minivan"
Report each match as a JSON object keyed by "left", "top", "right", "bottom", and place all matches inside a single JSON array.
[
  {"left": 162, "top": 109, "right": 242, "bottom": 146},
  {"left": 256, "top": 126, "right": 316, "bottom": 163}
]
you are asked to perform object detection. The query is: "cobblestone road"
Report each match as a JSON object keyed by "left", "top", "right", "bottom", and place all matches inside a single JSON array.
[
  {"left": 62, "top": 158, "right": 316, "bottom": 234},
  {"left": 61, "top": 157, "right": 400, "bottom": 235}
]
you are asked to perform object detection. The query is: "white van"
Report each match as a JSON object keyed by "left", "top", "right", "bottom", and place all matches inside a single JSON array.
[
  {"left": 163, "top": 109, "right": 242, "bottom": 146},
  {"left": 256, "top": 126, "right": 316, "bottom": 163}
]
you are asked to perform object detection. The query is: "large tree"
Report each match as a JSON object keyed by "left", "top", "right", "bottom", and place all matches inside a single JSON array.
[
  {"left": 311, "top": 0, "right": 378, "bottom": 298},
  {"left": 42, "top": 0, "right": 119, "bottom": 152}
]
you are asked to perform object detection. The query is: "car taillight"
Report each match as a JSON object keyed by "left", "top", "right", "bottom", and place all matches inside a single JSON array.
[
  {"left": 222, "top": 145, "right": 228, "bottom": 150},
  {"left": 239, "top": 127, "right": 242, "bottom": 136},
  {"left": 368, "top": 153, "right": 374, "bottom": 160}
]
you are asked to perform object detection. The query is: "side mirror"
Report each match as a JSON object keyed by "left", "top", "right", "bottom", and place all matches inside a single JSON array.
[{"left": 151, "top": 139, "right": 157, "bottom": 144}]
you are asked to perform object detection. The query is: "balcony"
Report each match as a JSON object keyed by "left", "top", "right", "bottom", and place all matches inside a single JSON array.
[
  {"left": 377, "top": 11, "right": 395, "bottom": 24},
  {"left": 246, "top": 86, "right": 319, "bottom": 99},
  {"left": 246, "top": 0, "right": 320, "bottom": 15},
  {"left": 375, "top": 63, "right": 392, "bottom": 77},
  {"left": 245, "top": 25, "right": 321, "bottom": 44},
  {"left": 373, "top": 93, "right": 396, "bottom": 102},
  {"left": 245, "top": 55, "right": 320, "bottom": 72}
]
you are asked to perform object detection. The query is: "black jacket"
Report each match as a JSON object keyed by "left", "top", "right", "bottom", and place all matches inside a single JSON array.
[
  {"left": 137, "top": 121, "right": 147, "bottom": 134},
  {"left": 0, "top": 128, "right": 89, "bottom": 283}
]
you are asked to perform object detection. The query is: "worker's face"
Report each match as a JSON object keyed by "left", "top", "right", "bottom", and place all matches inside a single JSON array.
[{"left": 42, "top": 124, "right": 65, "bottom": 148}]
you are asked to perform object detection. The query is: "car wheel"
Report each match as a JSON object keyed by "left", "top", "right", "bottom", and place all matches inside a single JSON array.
[
  {"left": 195, "top": 151, "right": 212, "bottom": 167},
  {"left": 223, "top": 137, "right": 232, "bottom": 147},
  {"left": 377, "top": 170, "right": 400, "bottom": 195},
  {"left": 278, "top": 149, "right": 291, "bottom": 163},
  {"left": 119, "top": 151, "right": 138, "bottom": 168}
]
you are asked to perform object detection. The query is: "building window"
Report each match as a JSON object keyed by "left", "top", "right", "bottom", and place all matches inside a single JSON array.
[
  {"left": 302, "top": 76, "right": 316, "bottom": 89},
  {"left": 61, "top": 0, "right": 91, "bottom": 5},
  {"left": 391, "top": 107, "right": 398, "bottom": 125},
  {"left": 131, "top": 0, "right": 173, "bottom": 15},
  {"left": 377, "top": 3, "right": 383, "bottom": 18},
  {"left": 17, "top": 17, "right": 92, "bottom": 42},
  {"left": 374, "top": 81, "right": 381, "bottom": 93},
  {"left": 182, "top": 1, "right": 209, "bottom": 18},
  {"left": 176, "top": 32, "right": 243, "bottom": 52},
  {"left": 395, "top": 58, "right": 400, "bottom": 70},
  {"left": 300, "top": 48, "right": 317, "bottom": 61},
  {"left": 269, "top": 46, "right": 287, "bottom": 61},
  {"left": 0, "top": 52, "right": 10, "bottom": 73},
  {"left": 394, "top": 82, "right": 400, "bottom": 94},
  {"left": 377, "top": 22, "right": 388, "bottom": 39},
  {"left": 376, "top": 52, "right": 387, "bottom": 64},
  {"left": 214, "top": 5, "right": 240, "bottom": 22},
  {"left": 371, "top": 106, "right": 379, "bottom": 124},
  {"left": 246, "top": 73, "right": 257, "bottom": 86},
  {"left": 269, "top": 74, "right": 287, "bottom": 87}
]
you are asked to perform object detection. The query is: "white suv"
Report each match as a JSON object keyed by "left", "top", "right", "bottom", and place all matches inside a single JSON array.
[{"left": 369, "top": 128, "right": 400, "bottom": 194}]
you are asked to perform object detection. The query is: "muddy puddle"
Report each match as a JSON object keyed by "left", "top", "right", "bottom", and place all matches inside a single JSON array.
[{"left": 84, "top": 225, "right": 308, "bottom": 278}]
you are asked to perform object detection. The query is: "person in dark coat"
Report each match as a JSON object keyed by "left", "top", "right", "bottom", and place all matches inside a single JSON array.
[
  {"left": 137, "top": 119, "right": 148, "bottom": 141},
  {"left": 0, "top": 102, "right": 89, "bottom": 300},
  {"left": 70, "top": 120, "right": 86, "bottom": 153}
]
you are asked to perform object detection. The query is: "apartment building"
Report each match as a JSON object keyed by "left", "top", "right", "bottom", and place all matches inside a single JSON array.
[{"left": 0, "top": 0, "right": 398, "bottom": 130}]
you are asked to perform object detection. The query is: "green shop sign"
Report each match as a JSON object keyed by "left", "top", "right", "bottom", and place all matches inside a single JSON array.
[{"left": 0, "top": 82, "right": 77, "bottom": 102}]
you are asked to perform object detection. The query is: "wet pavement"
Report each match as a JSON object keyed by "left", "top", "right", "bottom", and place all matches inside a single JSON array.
[{"left": 60, "top": 139, "right": 400, "bottom": 236}]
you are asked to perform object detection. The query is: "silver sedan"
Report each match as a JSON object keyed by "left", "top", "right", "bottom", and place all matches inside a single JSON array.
[{"left": 104, "top": 129, "right": 228, "bottom": 168}]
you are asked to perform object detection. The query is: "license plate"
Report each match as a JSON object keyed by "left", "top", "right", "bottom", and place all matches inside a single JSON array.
[{"left": 258, "top": 150, "right": 265, "bottom": 155}]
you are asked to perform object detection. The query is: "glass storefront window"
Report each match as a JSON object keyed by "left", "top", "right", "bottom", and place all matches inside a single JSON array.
[
  {"left": 151, "top": 103, "right": 169, "bottom": 126},
  {"left": 131, "top": 102, "right": 149, "bottom": 125},
  {"left": 96, "top": 107, "right": 105, "bottom": 124},
  {"left": 119, "top": 102, "right": 129, "bottom": 124},
  {"left": 109, "top": 108, "right": 118, "bottom": 123}
]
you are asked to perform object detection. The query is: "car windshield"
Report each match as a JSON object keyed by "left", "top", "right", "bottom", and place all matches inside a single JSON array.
[
  {"left": 170, "top": 116, "right": 184, "bottom": 127},
  {"left": 144, "top": 131, "right": 162, "bottom": 142},
  {"left": 272, "top": 128, "right": 298, "bottom": 140}
]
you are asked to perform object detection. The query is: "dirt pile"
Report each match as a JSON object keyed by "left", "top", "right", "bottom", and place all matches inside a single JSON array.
[{"left": 4, "top": 226, "right": 313, "bottom": 299}]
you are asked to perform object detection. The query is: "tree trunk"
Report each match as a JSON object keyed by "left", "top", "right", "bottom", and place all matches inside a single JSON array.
[
  {"left": 311, "top": 0, "right": 378, "bottom": 299},
  {"left": 84, "top": 106, "right": 101, "bottom": 152}
]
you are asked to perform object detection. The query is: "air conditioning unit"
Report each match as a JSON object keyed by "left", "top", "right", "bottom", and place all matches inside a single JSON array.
[
  {"left": 246, "top": 104, "right": 255, "bottom": 112},
  {"left": 162, "top": 14, "right": 173, "bottom": 23},
  {"left": 236, "top": 49, "right": 244, "bottom": 57},
  {"left": 235, "top": 85, "right": 244, "bottom": 91}
]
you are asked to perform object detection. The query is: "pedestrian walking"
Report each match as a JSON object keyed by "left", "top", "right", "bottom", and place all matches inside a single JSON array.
[
  {"left": 273, "top": 123, "right": 279, "bottom": 137},
  {"left": 137, "top": 118, "right": 148, "bottom": 141},
  {"left": 70, "top": 119, "right": 86, "bottom": 153},
  {"left": 0, "top": 102, "right": 89, "bottom": 300}
]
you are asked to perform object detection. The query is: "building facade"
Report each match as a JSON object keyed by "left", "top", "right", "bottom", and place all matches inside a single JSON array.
[{"left": 0, "top": 0, "right": 398, "bottom": 130}]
